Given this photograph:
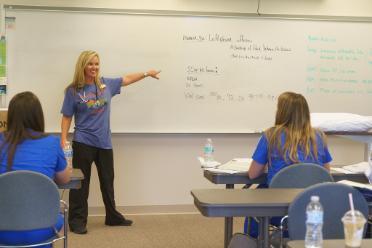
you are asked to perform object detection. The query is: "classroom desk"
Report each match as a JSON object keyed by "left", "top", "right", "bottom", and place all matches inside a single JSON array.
[
  {"left": 191, "top": 188, "right": 372, "bottom": 248},
  {"left": 203, "top": 168, "right": 369, "bottom": 248},
  {"left": 287, "top": 239, "right": 372, "bottom": 248},
  {"left": 203, "top": 169, "right": 369, "bottom": 189},
  {"left": 58, "top": 168, "right": 84, "bottom": 189}
]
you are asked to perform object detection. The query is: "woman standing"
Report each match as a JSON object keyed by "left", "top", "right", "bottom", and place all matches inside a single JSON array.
[{"left": 61, "top": 50, "right": 160, "bottom": 234}]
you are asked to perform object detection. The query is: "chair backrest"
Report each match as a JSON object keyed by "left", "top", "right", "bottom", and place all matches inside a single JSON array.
[
  {"left": 287, "top": 182, "right": 369, "bottom": 240},
  {"left": 269, "top": 163, "right": 334, "bottom": 189},
  {"left": 228, "top": 233, "right": 257, "bottom": 248},
  {"left": 0, "top": 170, "right": 60, "bottom": 231}
]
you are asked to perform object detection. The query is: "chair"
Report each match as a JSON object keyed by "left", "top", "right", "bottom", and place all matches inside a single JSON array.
[
  {"left": 0, "top": 170, "right": 68, "bottom": 248},
  {"left": 269, "top": 163, "right": 334, "bottom": 189},
  {"left": 268, "top": 163, "right": 334, "bottom": 247},
  {"left": 287, "top": 182, "right": 369, "bottom": 240},
  {"left": 228, "top": 233, "right": 257, "bottom": 248}
]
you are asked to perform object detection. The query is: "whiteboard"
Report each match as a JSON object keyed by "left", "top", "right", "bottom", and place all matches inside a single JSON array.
[{"left": 5, "top": 9, "right": 372, "bottom": 133}]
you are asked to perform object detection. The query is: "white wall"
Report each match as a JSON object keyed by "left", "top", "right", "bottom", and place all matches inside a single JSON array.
[{"left": 2, "top": 0, "right": 371, "bottom": 212}]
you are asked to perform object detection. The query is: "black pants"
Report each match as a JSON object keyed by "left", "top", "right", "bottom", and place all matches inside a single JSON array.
[{"left": 68, "top": 141, "right": 125, "bottom": 229}]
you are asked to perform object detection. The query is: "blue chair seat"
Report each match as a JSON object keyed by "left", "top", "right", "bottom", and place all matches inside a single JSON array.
[{"left": 0, "top": 171, "right": 68, "bottom": 248}]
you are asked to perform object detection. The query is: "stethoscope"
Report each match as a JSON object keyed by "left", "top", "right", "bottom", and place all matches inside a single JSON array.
[
  {"left": 78, "top": 91, "right": 89, "bottom": 103},
  {"left": 78, "top": 84, "right": 98, "bottom": 103}
]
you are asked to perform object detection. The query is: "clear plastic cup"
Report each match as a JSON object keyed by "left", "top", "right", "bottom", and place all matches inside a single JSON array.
[{"left": 341, "top": 210, "right": 366, "bottom": 247}]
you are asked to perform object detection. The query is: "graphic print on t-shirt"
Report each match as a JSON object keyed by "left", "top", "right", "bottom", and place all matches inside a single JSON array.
[{"left": 81, "top": 89, "right": 107, "bottom": 114}]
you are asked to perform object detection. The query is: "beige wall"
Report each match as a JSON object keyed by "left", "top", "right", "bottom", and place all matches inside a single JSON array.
[{"left": 2, "top": 0, "right": 371, "bottom": 212}]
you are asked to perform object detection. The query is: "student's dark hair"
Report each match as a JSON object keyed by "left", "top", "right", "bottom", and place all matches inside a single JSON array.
[{"left": 0, "top": 91, "right": 46, "bottom": 171}]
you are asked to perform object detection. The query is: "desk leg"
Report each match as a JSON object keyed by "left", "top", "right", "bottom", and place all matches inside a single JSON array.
[
  {"left": 226, "top": 184, "right": 234, "bottom": 189},
  {"left": 263, "top": 217, "right": 270, "bottom": 248},
  {"left": 257, "top": 217, "right": 264, "bottom": 248},
  {"left": 224, "top": 217, "right": 233, "bottom": 248},
  {"left": 257, "top": 217, "right": 270, "bottom": 248},
  {"left": 224, "top": 184, "right": 234, "bottom": 248}
]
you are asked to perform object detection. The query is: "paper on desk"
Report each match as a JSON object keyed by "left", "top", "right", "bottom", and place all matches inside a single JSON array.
[
  {"left": 337, "top": 180, "right": 372, "bottom": 191},
  {"left": 204, "top": 167, "right": 240, "bottom": 174},
  {"left": 231, "top": 158, "right": 252, "bottom": 163},
  {"left": 331, "top": 167, "right": 355, "bottom": 174},
  {"left": 197, "top": 156, "right": 221, "bottom": 168},
  {"left": 342, "top": 161, "right": 369, "bottom": 173},
  {"left": 217, "top": 158, "right": 252, "bottom": 172},
  {"left": 365, "top": 166, "right": 372, "bottom": 184}
]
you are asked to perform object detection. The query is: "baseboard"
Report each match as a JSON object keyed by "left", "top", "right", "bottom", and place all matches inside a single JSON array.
[{"left": 88, "top": 204, "right": 199, "bottom": 216}]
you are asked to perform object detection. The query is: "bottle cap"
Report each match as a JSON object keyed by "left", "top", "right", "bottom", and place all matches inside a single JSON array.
[
  {"left": 311, "top": 195, "right": 319, "bottom": 202},
  {"left": 64, "top": 141, "right": 71, "bottom": 149}
]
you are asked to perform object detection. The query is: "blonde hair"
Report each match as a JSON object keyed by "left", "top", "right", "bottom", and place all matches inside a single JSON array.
[
  {"left": 66, "top": 50, "right": 104, "bottom": 92},
  {"left": 265, "top": 91, "right": 326, "bottom": 164}
]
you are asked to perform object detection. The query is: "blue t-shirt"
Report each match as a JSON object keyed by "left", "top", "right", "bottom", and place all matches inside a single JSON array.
[
  {"left": 252, "top": 131, "right": 332, "bottom": 184},
  {"left": 61, "top": 77, "right": 122, "bottom": 149},
  {"left": 0, "top": 134, "right": 67, "bottom": 179}
]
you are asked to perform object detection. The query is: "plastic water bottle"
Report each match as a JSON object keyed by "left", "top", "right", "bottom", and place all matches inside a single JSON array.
[
  {"left": 63, "top": 141, "right": 73, "bottom": 168},
  {"left": 204, "top": 138, "right": 214, "bottom": 163},
  {"left": 305, "top": 195, "right": 323, "bottom": 248}
]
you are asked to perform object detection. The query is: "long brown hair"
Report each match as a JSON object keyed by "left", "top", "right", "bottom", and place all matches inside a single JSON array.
[
  {"left": 65, "top": 50, "right": 104, "bottom": 92},
  {"left": 265, "top": 91, "right": 325, "bottom": 164},
  {"left": 0, "top": 91, "right": 46, "bottom": 171}
]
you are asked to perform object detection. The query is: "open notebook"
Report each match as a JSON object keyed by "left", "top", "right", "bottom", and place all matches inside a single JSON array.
[
  {"left": 331, "top": 162, "right": 369, "bottom": 174},
  {"left": 205, "top": 158, "right": 252, "bottom": 174}
]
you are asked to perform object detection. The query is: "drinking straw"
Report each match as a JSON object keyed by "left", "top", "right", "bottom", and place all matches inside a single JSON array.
[{"left": 348, "top": 193, "right": 356, "bottom": 221}]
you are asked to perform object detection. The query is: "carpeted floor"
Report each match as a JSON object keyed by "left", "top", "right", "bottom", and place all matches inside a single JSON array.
[{"left": 58, "top": 214, "right": 245, "bottom": 248}]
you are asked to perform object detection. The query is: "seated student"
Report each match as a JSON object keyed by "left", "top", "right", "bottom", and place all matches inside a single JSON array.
[
  {"left": 246, "top": 91, "right": 332, "bottom": 237},
  {"left": 0, "top": 91, "right": 71, "bottom": 247}
]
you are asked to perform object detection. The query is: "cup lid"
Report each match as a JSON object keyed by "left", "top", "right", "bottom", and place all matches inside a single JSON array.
[{"left": 342, "top": 210, "right": 366, "bottom": 222}]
